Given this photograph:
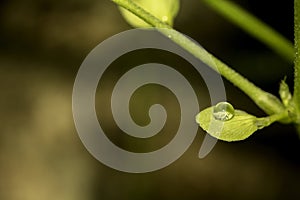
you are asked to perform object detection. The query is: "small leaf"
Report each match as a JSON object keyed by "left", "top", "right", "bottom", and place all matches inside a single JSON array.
[
  {"left": 279, "top": 78, "right": 292, "bottom": 107},
  {"left": 196, "top": 106, "right": 260, "bottom": 142},
  {"left": 119, "top": 0, "right": 180, "bottom": 27}
]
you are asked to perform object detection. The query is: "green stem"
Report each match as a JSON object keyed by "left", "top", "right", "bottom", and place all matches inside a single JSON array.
[
  {"left": 202, "top": 0, "right": 294, "bottom": 62},
  {"left": 294, "top": 0, "right": 300, "bottom": 119},
  {"left": 257, "top": 110, "right": 290, "bottom": 129},
  {"left": 112, "top": 0, "right": 286, "bottom": 115},
  {"left": 268, "top": 110, "right": 290, "bottom": 124}
]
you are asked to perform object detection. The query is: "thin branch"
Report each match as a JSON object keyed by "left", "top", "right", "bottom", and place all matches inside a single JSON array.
[
  {"left": 111, "top": 0, "right": 286, "bottom": 115},
  {"left": 202, "top": 0, "right": 294, "bottom": 62},
  {"left": 294, "top": 0, "right": 300, "bottom": 115}
]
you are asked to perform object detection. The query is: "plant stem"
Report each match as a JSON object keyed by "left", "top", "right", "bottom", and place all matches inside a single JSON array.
[
  {"left": 267, "top": 110, "right": 290, "bottom": 125},
  {"left": 112, "top": 0, "right": 286, "bottom": 115},
  {"left": 294, "top": 0, "right": 300, "bottom": 120},
  {"left": 257, "top": 110, "right": 290, "bottom": 129},
  {"left": 202, "top": 0, "right": 294, "bottom": 62}
]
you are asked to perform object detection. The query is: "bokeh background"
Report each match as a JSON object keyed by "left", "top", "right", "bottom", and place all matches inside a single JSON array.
[{"left": 1, "top": 0, "right": 299, "bottom": 199}]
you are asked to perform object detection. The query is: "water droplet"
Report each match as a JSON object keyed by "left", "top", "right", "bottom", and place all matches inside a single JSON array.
[
  {"left": 162, "top": 16, "right": 169, "bottom": 22},
  {"left": 213, "top": 102, "right": 235, "bottom": 121}
]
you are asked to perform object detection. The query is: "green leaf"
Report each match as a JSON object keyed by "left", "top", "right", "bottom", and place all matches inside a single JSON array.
[
  {"left": 119, "top": 0, "right": 180, "bottom": 27},
  {"left": 196, "top": 103, "right": 290, "bottom": 142},
  {"left": 196, "top": 106, "right": 260, "bottom": 142},
  {"left": 279, "top": 78, "right": 292, "bottom": 107},
  {"left": 278, "top": 79, "right": 297, "bottom": 123}
]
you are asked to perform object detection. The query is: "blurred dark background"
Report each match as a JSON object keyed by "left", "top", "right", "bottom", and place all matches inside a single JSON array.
[{"left": 0, "top": 0, "right": 299, "bottom": 200}]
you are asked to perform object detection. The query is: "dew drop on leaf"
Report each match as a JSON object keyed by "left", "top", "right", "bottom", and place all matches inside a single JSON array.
[
  {"left": 213, "top": 102, "right": 235, "bottom": 121},
  {"left": 162, "top": 16, "right": 169, "bottom": 22}
]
